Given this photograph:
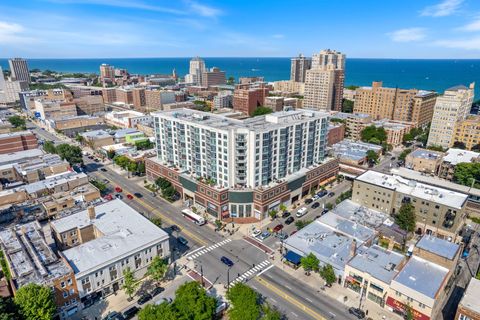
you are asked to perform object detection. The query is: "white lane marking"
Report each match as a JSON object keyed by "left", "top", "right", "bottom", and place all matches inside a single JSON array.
[
  {"left": 187, "top": 246, "right": 205, "bottom": 256},
  {"left": 256, "top": 264, "right": 274, "bottom": 276},
  {"left": 305, "top": 297, "right": 313, "bottom": 303},
  {"left": 291, "top": 312, "right": 298, "bottom": 317},
  {"left": 284, "top": 285, "right": 292, "bottom": 290}
]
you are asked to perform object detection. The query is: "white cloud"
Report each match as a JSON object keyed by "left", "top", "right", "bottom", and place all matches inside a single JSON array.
[
  {"left": 421, "top": 0, "right": 464, "bottom": 17},
  {"left": 434, "top": 37, "right": 480, "bottom": 50},
  {"left": 272, "top": 34, "right": 284, "bottom": 39},
  {"left": 457, "top": 18, "right": 480, "bottom": 32},
  {"left": 387, "top": 28, "right": 427, "bottom": 42},
  {"left": 185, "top": 1, "right": 222, "bottom": 18},
  {"left": 0, "top": 21, "right": 37, "bottom": 44}
]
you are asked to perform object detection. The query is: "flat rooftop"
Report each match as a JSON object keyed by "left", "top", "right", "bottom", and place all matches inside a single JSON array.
[
  {"left": 80, "top": 130, "right": 112, "bottom": 139},
  {"left": 332, "top": 140, "right": 382, "bottom": 161},
  {"left": 408, "top": 148, "right": 443, "bottom": 160},
  {"left": 416, "top": 235, "right": 460, "bottom": 260},
  {"left": 332, "top": 199, "right": 388, "bottom": 228},
  {"left": 356, "top": 170, "right": 468, "bottom": 209},
  {"left": 52, "top": 199, "right": 169, "bottom": 276},
  {"left": 392, "top": 256, "right": 449, "bottom": 299},
  {"left": 443, "top": 148, "right": 480, "bottom": 165},
  {"left": 0, "top": 148, "right": 44, "bottom": 166},
  {"left": 317, "top": 211, "right": 377, "bottom": 243},
  {"left": 459, "top": 278, "right": 480, "bottom": 315},
  {"left": 152, "top": 108, "right": 330, "bottom": 132},
  {"left": 348, "top": 245, "right": 405, "bottom": 284},
  {"left": 284, "top": 220, "right": 362, "bottom": 274},
  {"left": 0, "top": 130, "right": 34, "bottom": 139}
]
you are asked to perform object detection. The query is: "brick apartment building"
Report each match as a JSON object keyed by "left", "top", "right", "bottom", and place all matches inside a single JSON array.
[{"left": 0, "top": 131, "right": 37, "bottom": 154}]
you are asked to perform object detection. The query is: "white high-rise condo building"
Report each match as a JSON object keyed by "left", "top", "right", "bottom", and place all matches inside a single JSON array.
[
  {"left": 146, "top": 109, "right": 339, "bottom": 221},
  {"left": 428, "top": 83, "right": 475, "bottom": 149},
  {"left": 185, "top": 57, "right": 206, "bottom": 85},
  {"left": 8, "top": 58, "right": 30, "bottom": 84}
]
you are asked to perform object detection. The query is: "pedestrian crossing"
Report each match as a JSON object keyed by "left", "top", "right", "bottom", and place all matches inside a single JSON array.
[
  {"left": 187, "top": 238, "right": 232, "bottom": 260},
  {"left": 230, "top": 259, "right": 272, "bottom": 285}
]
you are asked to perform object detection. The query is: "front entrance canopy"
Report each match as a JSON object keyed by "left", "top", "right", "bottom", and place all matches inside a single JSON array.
[{"left": 284, "top": 250, "right": 302, "bottom": 265}]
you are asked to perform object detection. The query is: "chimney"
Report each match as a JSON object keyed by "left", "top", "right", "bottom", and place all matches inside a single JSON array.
[
  {"left": 87, "top": 206, "right": 96, "bottom": 220},
  {"left": 350, "top": 239, "right": 357, "bottom": 258}
]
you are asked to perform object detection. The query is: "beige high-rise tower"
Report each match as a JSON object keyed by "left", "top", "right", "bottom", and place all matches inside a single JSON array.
[
  {"left": 427, "top": 83, "right": 475, "bottom": 149},
  {"left": 290, "top": 54, "right": 311, "bottom": 83},
  {"left": 304, "top": 49, "right": 345, "bottom": 111}
]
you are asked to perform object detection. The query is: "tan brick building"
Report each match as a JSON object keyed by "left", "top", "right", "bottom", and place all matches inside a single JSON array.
[
  {"left": 405, "top": 148, "right": 444, "bottom": 174},
  {"left": 354, "top": 82, "right": 436, "bottom": 127},
  {"left": 453, "top": 115, "right": 480, "bottom": 150},
  {"left": 0, "top": 131, "right": 37, "bottom": 154},
  {"left": 73, "top": 95, "right": 105, "bottom": 115},
  {"left": 455, "top": 278, "right": 480, "bottom": 320}
]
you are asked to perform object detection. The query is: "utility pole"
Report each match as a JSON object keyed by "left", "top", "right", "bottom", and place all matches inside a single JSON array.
[{"left": 200, "top": 264, "right": 204, "bottom": 287}]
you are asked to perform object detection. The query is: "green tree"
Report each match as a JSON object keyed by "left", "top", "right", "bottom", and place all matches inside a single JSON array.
[
  {"left": 55, "top": 144, "right": 83, "bottom": 165},
  {"left": 261, "top": 303, "right": 282, "bottom": 320},
  {"left": 174, "top": 281, "right": 216, "bottom": 320},
  {"left": 227, "top": 76, "right": 235, "bottom": 85},
  {"left": 155, "top": 177, "right": 172, "bottom": 189},
  {"left": 135, "top": 139, "right": 154, "bottom": 150},
  {"left": 106, "top": 148, "right": 116, "bottom": 159},
  {"left": 427, "top": 144, "right": 445, "bottom": 152},
  {"left": 162, "top": 185, "right": 176, "bottom": 200},
  {"left": 14, "top": 283, "right": 56, "bottom": 320},
  {"left": 252, "top": 107, "right": 273, "bottom": 117},
  {"left": 319, "top": 264, "right": 336, "bottom": 286},
  {"left": 295, "top": 219, "right": 313, "bottom": 230},
  {"left": 268, "top": 210, "right": 277, "bottom": 220},
  {"left": 114, "top": 155, "right": 130, "bottom": 169},
  {"left": 137, "top": 162, "right": 146, "bottom": 175},
  {"left": 227, "top": 283, "right": 260, "bottom": 320},
  {"left": 404, "top": 304, "right": 415, "bottom": 320},
  {"left": 300, "top": 253, "right": 319, "bottom": 275},
  {"left": 279, "top": 203, "right": 287, "bottom": 213},
  {"left": 150, "top": 217, "right": 162, "bottom": 227},
  {"left": 7, "top": 116, "right": 26, "bottom": 129},
  {"left": 147, "top": 256, "right": 168, "bottom": 285},
  {"left": 360, "top": 125, "right": 387, "bottom": 144},
  {"left": 341, "top": 99, "right": 354, "bottom": 113},
  {"left": 90, "top": 179, "right": 107, "bottom": 194},
  {"left": 127, "top": 161, "right": 137, "bottom": 173},
  {"left": 399, "top": 149, "right": 412, "bottom": 162},
  {"left": 75, "top": 134, "right": 84, "bottom": 143},
  {"left": 453, "top": 163, "right": 480, "bottom": 188},
  {"left": 402, "top": 132, "right": 414, "bottom": 143},
  {"left": 0, "top": 297, "right": 19, "bottom": 320},
  {"left": 345, "top": 85, "right": 359, "bottom": 90},
  {"left": 395, "top": 203, "right": 416, "bottom": 232},
  {"left": 452, "top": 141, "right": 466, "bottom": 149},
  {"left": 123, "top": 267, "right": 139, "bottom": 299},
  {"left": 325, "top": 202, "right": 334, "bottom": 210},
  {"left": 138, "top": 303, "right": 177, "bottom": 320},
  {"left": 366, "top": 150, "right": 379, "bottom": 165},
  {"left": 43, "top": 141, "right": 56, "bottom": 154}
]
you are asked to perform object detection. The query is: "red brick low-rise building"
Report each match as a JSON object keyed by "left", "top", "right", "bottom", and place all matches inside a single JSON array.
[{"left": 0, "top": 131, "right": 37, "bottom": 154}]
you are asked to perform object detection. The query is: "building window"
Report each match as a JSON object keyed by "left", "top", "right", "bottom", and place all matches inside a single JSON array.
[
  {"left": 61, "top": 281, "right": 66, "bottom": 288},
  {"left": 63, "top": 292, "right": 68, "bottom": 298}
]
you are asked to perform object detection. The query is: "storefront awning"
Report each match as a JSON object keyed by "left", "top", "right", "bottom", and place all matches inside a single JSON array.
[{"left": 284, "top": 251, "right": 302, "bottom": 265}]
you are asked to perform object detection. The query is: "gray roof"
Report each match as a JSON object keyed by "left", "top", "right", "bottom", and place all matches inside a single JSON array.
[
  {"left": 114, "top": 128, "right": 139, "bottom": 138},
  {"left": 443, "top": 148, "right": 480, "bottom": 165},
  {"left": 332, "top": 140, "right": 382, "bottom": 162},
  {"left": 348, "top": 245, "right": 404, "bottom": 284},
  {"left": 416, "top": 235, "right": 460, "bottom": 260},
  {"left": 0, "top": 148, "right": 44, "bottom": 166},
  {"left": 447, "top": 85, "right": 468, "bottom": 91},
  {"left": 317, "top": 211, "right": 377, "bottom": 243},
  {"left": 333, "top": 200, "right": 388, "bottom": 228},
  {"left": 80, "top": 129, "right": 111, "bottom": 139},
  {"left": 392, "top": 256, "right": 449, "bottom": 299},
  {"left": 409, "top": 148, "right": 443, "bottom": 160},
  {"left": 52, "top": 200, "right": 169, "bottom": 277},
  {"left": 459, "top": 278, "right": 480, "bottom": 314}
]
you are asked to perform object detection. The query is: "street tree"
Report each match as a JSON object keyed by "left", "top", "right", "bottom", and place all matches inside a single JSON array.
[
  {"left": 279, "top": 203, "right": 287, "bottom": 213},
  {"left": 0, "top": 297, "right": 19, "bottom": 320},
  {"left": 366, "top": 150, "right": 379, "bottom": 165},
  {"left": 43, "top": 141, "right": 56, "bottom": 154},
  {"left": 138, "top": 303, "right": 177, "bottom": 320},
  {"left": 173, "top": 281, "right": 216, "bottom": 320},
  {"left": 320, "top": 264, "right": 336, "bottom": 286},
  {"left": 454, "top": 163, "right": 480, "bottom": 188},
  {"left": 268, "top": 210, "right": 277, "bottom": 220},
  {"left": 252, "top": 107, "right": 273, "bottom": 117},
  {"left": 395, "top": 203, "right": 416, "bottom": 232},
  {"left": 123, "top": 267, "right": 138, "bottom": 299},
  {"left": 147, "top": 256, "right": 168, "bottom": 285},
  {"left": 14, "top": 283, "right": 56, "bottom": 320},
  {"left": 360, "top": 126, "right": 387, "bottom": 144},
  {"left": 300, "top": 253, "right": 319, "bottom": 275},
  {"left": 261, "top": 303, "right": 283, "bottom": 320},
  {"left": 227, "top": 283, "right": 260, "bottom": 320},
  {"left": 8, "top": 116, "right": 26, "bottom": 129},
  {"left": 399, "top": 149, "right": 412, "bottom": 162}
]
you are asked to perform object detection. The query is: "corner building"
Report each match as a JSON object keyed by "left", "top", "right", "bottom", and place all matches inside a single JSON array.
[{"left": 147, "top": 109, "right": 339, "bottom": 222}]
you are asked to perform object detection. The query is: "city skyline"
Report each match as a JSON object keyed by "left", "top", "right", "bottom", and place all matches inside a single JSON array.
[{"left": 0, "top": 0, "right": 480, "bottom": 58}]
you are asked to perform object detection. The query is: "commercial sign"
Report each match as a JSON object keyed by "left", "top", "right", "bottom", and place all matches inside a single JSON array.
[{"left": 386, "top": 296, "right": 430, "bottom": 320}]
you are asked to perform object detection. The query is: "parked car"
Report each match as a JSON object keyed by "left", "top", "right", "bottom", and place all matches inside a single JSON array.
[
  {"left": 391, "top": 156, "right": 396, "bottom": 160},
  {"left": 103, "top": 179, "right": 109, "bottom": 184},
  {"left": 276, "top": 233, "right": 288, "bottom": 240},
  {"left": 273, "top": 224, "right": 284, "bottom": 233},
  {"left": 177, "top": 237, "right": 188, "bottom": 246},
  {"left": 317, "top": 190, "right": 328, "bottom": 198},
  {"left": 328, "top": 192, "right": 335, "bottom": 197},
  {"left": 155, "top": 297, "right": 173, "bottom": 305},
  {"left": 311, "top": 202, "right": 320, "bottom": 209},
  {"left": 321, "top": 208, "right": 329, "bottom": 215},
  {"left": 137, "top": 294, "right": 152, "bottom": 305},
  {"left": 305, "top": 198, "right": 313, "bottom": 204},
  {"left": 281, "top": 211, "right": 291, "bottom": 218},
  {"left": 126, "top": 194, "right": 134, "bottom": 200},
  {"left": 151, "top": 287, "right": 165, "bottom": 297},
  {"left": 170, "top": 225, "right": 181, "bottom": 232},
  {"left": 122, "top": 306, "right": 139, "bottom": 320},
  {"left": 100, "top": 168, "right": 108, "bottom": 172},
  {"left": 221, "top": 256, "right": 234, "bottom": 267},
  {"left": 103, "top": 311, "right": 124, "bottom": 320},
  {"left": 311, "top": 195, "right": 320, "bottom": 201},
  {"left": 134, "top": 192, "right": 143, "bottom": 198},
  {"left": 296, "top": 207, "right": 308, "bottom": 217},
  {"left": 251, "top": 229, "right": 262, "bottom": 237},
  {"left": 115, "top": 186, "right": 122, "bottom": 193},
  {"left": 104, "top": 194, "right": 113, "bottom": 201},
  {"left": 115, "top": 194, "right": 123, "bottom": 200},
  {"left": 285, "top": 216, "right": 295, "bottom": 225},
  {"left": 259, "top": 231, "right": 271, "bottom": 240},
  {"left": 348, "top": 307, "right": 365, "bottom": 319}
]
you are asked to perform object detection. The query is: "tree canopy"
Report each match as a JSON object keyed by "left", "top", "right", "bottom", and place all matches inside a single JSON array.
[
  {"left": 123, "top": 267, "right": 138, "bottom": 299},
  {"left": 138, "top": 303, "right": 178, "bottom": 320},
  {"left": 360, "top": 126, "right": 387, "bottom": 144},
  {"left": 395, "top": 203, "right": 416, "bottom": 232},
  {"left": 454, "top": 162, "right": 480, "bottom": 188},
  {"left": 14, "top": 283, "right": 56, "bottom": 320},
  {"left": 366, "top": 150, "right": 379, "bottom": 165},
  {"left": 341, "top": 99, "right": 354, "bottom": 113},
  {"left": 319, "top": 264, "right": 336, "bottom": 285},
  {"left": 398, "top": 149, "right": 412, "bottom": 162},
  {"left": 8, "top": 116, "right": 26, "bottom": 130},
  {"left": 452, "top": 141, "right": 466, "bottom": 149},
  {"left": 252, "top": 107, "right": 273, "bottom": 117},
  {"left": 43, "top": 142, "right": 83, "bottom": 165},
  {"left": 227, "top": 283, "right": 260, "bottom": 320},
  {"left": 300, "top": 253, "right": 320, "bottom": 275},
  {"left": 174, "top": 281, "right": 216, "bottom": 320},
  {"left": 147, "top": 256, "right": 168, "bottom": 284}
]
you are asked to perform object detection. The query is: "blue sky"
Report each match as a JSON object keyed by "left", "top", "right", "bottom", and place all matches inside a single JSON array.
[{"left": 1, "top": 0, "right": 480, "bottom": 58}]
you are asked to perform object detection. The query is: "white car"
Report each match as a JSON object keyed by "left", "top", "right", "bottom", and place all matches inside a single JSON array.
[
  {"left": 251, "top": 229, "right": 262, "bottom": 237},
  {"left": 296, "top": 207, "right": 308, "bottom": 217}
]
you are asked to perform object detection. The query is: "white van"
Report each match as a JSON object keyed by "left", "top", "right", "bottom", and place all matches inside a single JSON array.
[{"left": 296, "top": 207, "right": 308, "bottom": 217}]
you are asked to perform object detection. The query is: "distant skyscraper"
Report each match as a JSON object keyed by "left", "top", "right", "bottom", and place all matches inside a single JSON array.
[
  {"left": 290, "top": 54, "right": 311, "bottom": 83},
  {"left": 428, "top": 83, "right": 475, "bottom": 149},
  {"left": 304, "top": 49, "right": 345, "bottom": 111},
  {"left": 8, "top": 58, "right": 30, "bottom": 84},
  {"left": 186, "top": 57, "right": 206, "bottom": 85},
  {"left": 99, "top": 63, "right": 115, "bottom": 82},
  {"left": 202, "top": 67, "right": 226, "bottom": 87}
]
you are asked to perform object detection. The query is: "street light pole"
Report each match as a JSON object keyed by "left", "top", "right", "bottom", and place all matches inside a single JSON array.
[{"left": 227, "top": 266, "right": 230, "bottom": 293}]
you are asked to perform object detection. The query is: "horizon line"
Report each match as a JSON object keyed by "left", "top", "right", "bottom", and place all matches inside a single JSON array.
[{"left": 2, "top": 57, "right": 480, "bottom": 60}]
